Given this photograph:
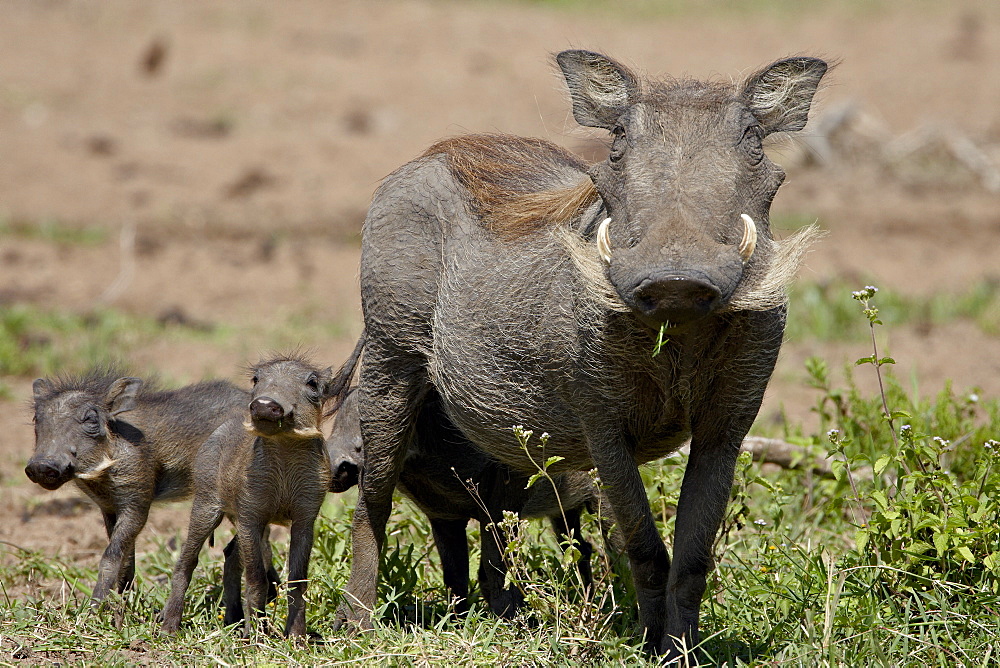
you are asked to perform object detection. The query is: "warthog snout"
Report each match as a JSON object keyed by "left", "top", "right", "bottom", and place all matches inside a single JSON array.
[
  {"left": 329, "top": 458, "right": 359, "bottom": 493},
  {"left": 249, "top": 397, "right": 286, "bottom": 424},
  {"left": 324, "top": 387, "right": 364, "bottom": 493},
  {"left": 25, "top": 458, "right": 74, "bottom": 490},
  {"left": 631, "top": 275, "right": 723, "bottom": 328}
]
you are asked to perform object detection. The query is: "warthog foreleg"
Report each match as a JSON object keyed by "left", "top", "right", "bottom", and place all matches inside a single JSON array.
[
  {"left": 222, "top": 527, "right": 281, "bottom": 627},
  {"left": 663, "top": 437, "right": 739, "bottom": 658},
  {"left": 587, "top": 436, "right": 670, "bottom": 653},
  {"left": 478, "top": 515, "right": 523, "bottom": 618},
  {"left": 662, "top": 311, "right": 782, "bottom": 658},
  {"left": 238, "top": 517, "right": 270, "bottom": 635},
  {"left": 284, "top": 516, "right": 317, "bottom": 637},
  {"left": 221, "top": 536, "right": 244, "bottom": 626},
  {"left": 93, "top": 506, "right": 148, "bottom": 603},
  {"left": 100, "top": 511, "right": 135, "bottom": 596},
  {"left": 160, "top": 495, "right": 224, "bottom": 633},
  {"left": 336, "top": 353, "right": 423, "bottom": 631}
]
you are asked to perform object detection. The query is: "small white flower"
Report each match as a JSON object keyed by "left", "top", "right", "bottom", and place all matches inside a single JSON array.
[
  {"left": 969, "top": 393, "right": 980, "bottom": 403},
  {"left": 754, "top": 519, "right": 768, "bottom": 526}
]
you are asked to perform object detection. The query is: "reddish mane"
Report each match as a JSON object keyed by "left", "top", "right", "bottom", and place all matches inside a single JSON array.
[{"left": 423, "top": 134, "right": 599, "bottom": 239}]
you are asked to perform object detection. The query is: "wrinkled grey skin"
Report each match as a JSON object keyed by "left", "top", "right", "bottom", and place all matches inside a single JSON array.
[
  {"left": 160, "top": 355, "right": 343, "bottom": 637},
  {"left": 326, "top": 387, "right": 615, "bottom": 616},
  {"left": 340, "top": 50, "right": 827, "bottom": 657},
  {"left": 26, "top": 370, "right": 249, "bottom": 603}
]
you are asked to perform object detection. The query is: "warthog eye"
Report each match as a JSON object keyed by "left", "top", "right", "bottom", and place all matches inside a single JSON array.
[
  {"left": 81, "top": 409, "right": 102, "bottom": 436},
  {"left": 741, "top": 125, "right": 765, "bottom": 165},
  {"left": 305, "top": 373, "right": 322, "bottom": 401},
  {"left": 609, "top": 124, "right": 627, "bottom": 163},
  {"left": 251, "top": 374, "right": 259, "bottom": 386}
]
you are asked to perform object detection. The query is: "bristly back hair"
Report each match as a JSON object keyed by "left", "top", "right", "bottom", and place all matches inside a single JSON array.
[
  {"left": 246, "top": 350, "right": 317, "bottom": 378},
  {"left": 423, "top": 134, "right": 599, "bottom": 240},
  {"left": 32, "top": 364, "right": 151, "bottom": 403}
]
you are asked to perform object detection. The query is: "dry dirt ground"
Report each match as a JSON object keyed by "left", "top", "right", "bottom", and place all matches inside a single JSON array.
[{"left": 2, "top": 0, "right": 999, "bottom": 589}]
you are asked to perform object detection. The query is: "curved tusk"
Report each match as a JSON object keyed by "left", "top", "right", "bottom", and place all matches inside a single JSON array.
[
  {"left": 739, "top": 214, "right": 757, "bottom": 264},
  {"left": 596, "top": 217, "right": 612, "bottom": 264},
  {"left": 76, "top": 456, "right": 117, "bottom": 480}
]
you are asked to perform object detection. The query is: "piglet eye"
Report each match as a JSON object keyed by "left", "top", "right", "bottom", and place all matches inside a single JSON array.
[{"left": 306, "top": 374, "right": 319, "bottom": 390}]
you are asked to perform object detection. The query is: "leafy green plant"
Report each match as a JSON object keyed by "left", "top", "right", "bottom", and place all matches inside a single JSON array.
[
  {"left": 815, "top": 286, "right": 1000, "bottom": 602},
  {"left": 798, "top": 286, "right": 1000, "bottom": 663}
]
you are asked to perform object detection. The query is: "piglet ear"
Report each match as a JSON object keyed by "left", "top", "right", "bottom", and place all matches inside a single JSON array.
[
  {"left": 106, "top": 377, "right": 142, "bottom": 416},
  {"left": 741, "top": 57, "right": 828, "bottom": 135},
  {"left": 556, "top": 50, "right": 640, "bottom": 130},
  {"left": 32, "top": 378, "right": 54, "bottom": 400}
]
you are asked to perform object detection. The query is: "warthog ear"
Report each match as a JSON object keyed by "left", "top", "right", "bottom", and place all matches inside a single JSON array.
[
  {"left": 741, "top": 57, "right": 828, "bottom": 135},
  {"left": 106, "top": 377, "right": 142, "bottom": 416},
  {"left": 557, "top": 50, "right": 639, "bottom": 130},
  {"left": 32, "top": 378, "right": 54, "bottom": 400}
]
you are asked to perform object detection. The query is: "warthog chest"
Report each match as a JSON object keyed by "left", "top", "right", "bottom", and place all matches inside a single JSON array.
[
  {"left": 227, "top": 442, "right": 330, "bottom": 524},
  {"left": 427, "top": 251, "right": 703, "bottom": 473}
]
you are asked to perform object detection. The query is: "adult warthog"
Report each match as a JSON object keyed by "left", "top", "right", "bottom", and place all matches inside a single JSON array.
[{"left": 338, "top": 50, "right": 827, "bottom": 657}]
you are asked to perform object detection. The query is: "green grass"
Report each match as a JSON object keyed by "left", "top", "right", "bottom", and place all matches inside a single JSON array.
[
  {"left": 0, "top": 302, "right": 358, "bottom": 394},
  {"left": 0, "top": 304, "right": 224, "bottom": 384},
  {"left": 786, "top": 279, "right": 1000, "bottom": 342},
  {"left": 0, "top": 217, "right": 107, "bottom": 247},
  {"left": 5, "top": 370, "right": 999, "bottom": 664},
  {"left": 3, "top": 286, "right": 1000, "bottom": 664},
  {"left": 0, "top": 305, "right": 165, "bottom": 380},
  {"left": 0, "top": 492, "right": 650, "bottom": 665}
]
